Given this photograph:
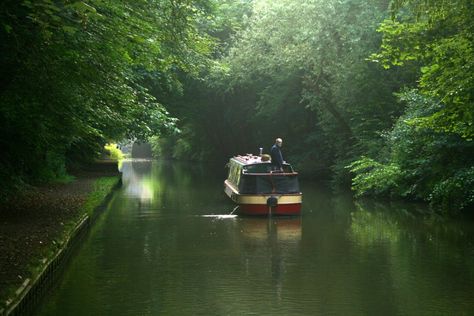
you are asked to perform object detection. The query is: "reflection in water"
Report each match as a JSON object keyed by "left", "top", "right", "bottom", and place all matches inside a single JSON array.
[
  {"left": 349, "top": 200, "right": 474, "bottom": 315},
  {"left": 35, "top": 160, "right": 474, "bottom": 316},
  {"left": 238, "top": 217, "right": 302, "bottom": 303},
  {"left": 239, "top": 218, "right": 302, "bottom": 242},
  {"left": 120, "top": 159, "right": 155, "bottom": 203}
]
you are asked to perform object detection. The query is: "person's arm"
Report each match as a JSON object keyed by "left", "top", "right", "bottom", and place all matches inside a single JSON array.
[{"left": 277, "top": 148, "right": 284, "bottom": 170}]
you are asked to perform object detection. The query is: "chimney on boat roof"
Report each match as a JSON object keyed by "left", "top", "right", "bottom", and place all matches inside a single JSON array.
[{"left": 259, "top": 147, "right": 263, "bottom": 156}]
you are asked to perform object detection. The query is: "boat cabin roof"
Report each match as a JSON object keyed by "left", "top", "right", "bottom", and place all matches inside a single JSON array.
[
  {"left": 231, "top": 154, "right": 268, "bottom": 166},
  {"left": 229, "top": 154, "right": 295, "bottom": 173}
]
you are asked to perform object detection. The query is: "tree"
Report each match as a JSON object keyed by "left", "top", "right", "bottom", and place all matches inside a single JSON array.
[
  {"left": 348, "top": 0, "right": 474, "bottom": 212},
  {"left": 0, "top": 0, "right": 214, "bottom": 193},
  {"left": 207, "top": 0, "right": 403, "bottom": 182},
  {"left": 372, "top": 0, "right": 474, "bottom": 139},
  {"left": 349, "top": 90, "right": 474, "bottom": 212}
]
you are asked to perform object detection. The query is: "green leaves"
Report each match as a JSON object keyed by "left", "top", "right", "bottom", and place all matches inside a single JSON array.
[
  {"left": 349, "top": 89, "right": 474, "bottom": 212},
  {"left": 373, "top": 0, "right": 474, "bottom": 139},
  {"left": 347, "top": 157, "right": 402, "bottom": 198},
  {"left": 0, "top": 0, "right": 215, "bottom": 186},
  {"left": 347, "top": 0, "right": 474, "bottom": 212}
]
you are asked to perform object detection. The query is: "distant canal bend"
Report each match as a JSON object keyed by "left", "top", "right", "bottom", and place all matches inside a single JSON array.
[{"left": 36, "top": 160, "right": 474, "bottom": 315}]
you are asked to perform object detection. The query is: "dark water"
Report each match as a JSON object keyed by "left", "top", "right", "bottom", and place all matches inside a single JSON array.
[{"left": 36, "top": 160, "right": 474, "bottom": 315}]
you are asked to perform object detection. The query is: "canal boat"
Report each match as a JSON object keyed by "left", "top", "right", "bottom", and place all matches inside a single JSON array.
[{"left": 224, "top": 154, "right": 302, "bottom": 216}]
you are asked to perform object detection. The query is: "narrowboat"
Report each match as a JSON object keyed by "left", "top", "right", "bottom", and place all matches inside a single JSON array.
[{"left": 224, "top": 154, "right": 302, "bottom": 216}]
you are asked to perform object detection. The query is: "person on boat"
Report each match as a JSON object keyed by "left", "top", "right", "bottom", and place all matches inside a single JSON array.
[{"left": 270, "top": 138, "right": 284, "bottom": 172}]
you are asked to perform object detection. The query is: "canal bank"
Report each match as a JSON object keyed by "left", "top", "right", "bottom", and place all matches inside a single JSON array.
[{"left": 0, "top": 161, "right": 121, "bottom": 315}]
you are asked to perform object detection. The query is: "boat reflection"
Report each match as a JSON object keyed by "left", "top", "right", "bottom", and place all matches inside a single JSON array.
[
  {"left": 235, "top": 217, "right": 302, "bottom": 303},
  {"left": 238, "top": 217, "right": 302, "bottom": 242}
]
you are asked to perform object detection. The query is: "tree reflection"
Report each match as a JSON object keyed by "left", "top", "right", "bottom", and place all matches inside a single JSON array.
[{"left": 349, "top": 200, "right": 474, "bottom": 315}]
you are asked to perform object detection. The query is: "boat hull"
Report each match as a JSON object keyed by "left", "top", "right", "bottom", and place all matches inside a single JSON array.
[{"left": 224, "top": 180, "right": 302, "bottom": 216}]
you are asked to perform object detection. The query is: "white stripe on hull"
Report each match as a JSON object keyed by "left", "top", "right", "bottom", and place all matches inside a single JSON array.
[{"left": 224, "top": 180, "right": 302, "bottom": 205}]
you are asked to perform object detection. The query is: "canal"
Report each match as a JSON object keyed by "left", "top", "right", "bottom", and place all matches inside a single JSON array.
[{"left": 35, "top": 160, "right": 474, "bottom": 315}]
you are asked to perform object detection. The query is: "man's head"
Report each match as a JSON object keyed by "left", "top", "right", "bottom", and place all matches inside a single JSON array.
[{"left": 275, "top": 138, "right": 283, "bottom": 147}]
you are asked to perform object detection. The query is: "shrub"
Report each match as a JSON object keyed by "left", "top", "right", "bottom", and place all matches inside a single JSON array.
[
  {"left": 347, "top": 156, "right": 402, "bottom": 198},
  {"left": 430, "top": 167, "right": 474, "bottom": 213}
]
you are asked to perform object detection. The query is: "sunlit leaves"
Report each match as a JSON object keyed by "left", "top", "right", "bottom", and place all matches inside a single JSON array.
[
  {"left": 372, "top": 0, "right": 474, "bottom": 139},
  {"left": 347, "top": 157, "right": 402, "bottom": 197}
]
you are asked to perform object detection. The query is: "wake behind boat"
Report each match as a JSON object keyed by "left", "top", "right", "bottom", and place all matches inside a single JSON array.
[{"left": 224, "top": 154, "right": 302, "bottom": 216}]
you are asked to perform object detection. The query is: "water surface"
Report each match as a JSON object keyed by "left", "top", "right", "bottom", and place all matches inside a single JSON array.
[{"left": 36, "top": 160, "right": 474, "bottom": 315}]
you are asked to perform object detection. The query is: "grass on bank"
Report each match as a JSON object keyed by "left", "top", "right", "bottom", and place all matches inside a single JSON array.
[
  {"left": 2, "top": 175, "right": 120, "bottom": 312},
  {"left": 83, "top": 176, "right": 120, "bottom": 216},
  {"left": 36, "top": 175, "right": 121, "bottom": 266}
]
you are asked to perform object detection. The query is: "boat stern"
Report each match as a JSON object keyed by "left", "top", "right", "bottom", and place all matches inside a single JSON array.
[{"left": 224, "top": 180, "right": 301, "bottom": 216}]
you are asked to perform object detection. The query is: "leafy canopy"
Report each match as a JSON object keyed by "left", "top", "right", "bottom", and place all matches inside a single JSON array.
[
  {"left": 371, "top": 0, "right": 474, "bottom": 139},
  {"left": 0, "top": 0, "right": 215, "bottom": 186}
]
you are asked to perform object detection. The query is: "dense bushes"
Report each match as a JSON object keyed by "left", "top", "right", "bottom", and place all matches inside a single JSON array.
[
  {"left": 347, "top": 0, "right": 474, "bottom": 213},
  {"left": 349, "top": 91, "right": 474, "bottom": 212}
]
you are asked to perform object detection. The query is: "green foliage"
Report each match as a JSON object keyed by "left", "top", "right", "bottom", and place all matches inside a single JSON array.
[
  {"left": 83, "top": 176, "right": 120, "bottom": 216},
  {"left": 372, "top": 0, "right": 474, "bottom": 139},
  {"left": 349, "top": 90, "right": 474, "bottom": 212},
  {"left": 34, "top": 151, "right": 71, "bottom": 183},
  {"left": 205, "top": 0, "right": 253, "bottom": 56},
  {"left": 430, "top": 167, "right": 474, "bottom": 213},
  {"left": 390, "top": 91, "right": 474, "bottom": 202},
  {"left": 104, "top": 143, "right": 124, "bottom": 161},
  {"left": 162, "top": 0, "right": 406, "bottom": 182},
  {"left": 0, "top": 0, "right": 215, "bottom": 190},
  {"left": 347, "top": 0, "right": 474, "bottom": 213},
  {"left": 348, "top": 157, "right": 402, "bottom": 198},
  {"left": 153, "top": 0, "right": 474, "bottom": 213},
  {"left": 149, "top": 136, "right": 162, "bottom": 158},
  {"left": 2, "top": 0, "right": 472, "bottom": 214}
]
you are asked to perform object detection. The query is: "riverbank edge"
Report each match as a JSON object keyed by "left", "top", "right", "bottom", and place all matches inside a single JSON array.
[{"left": 1, "top": 174, "right": 122, "bottom": 316}]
